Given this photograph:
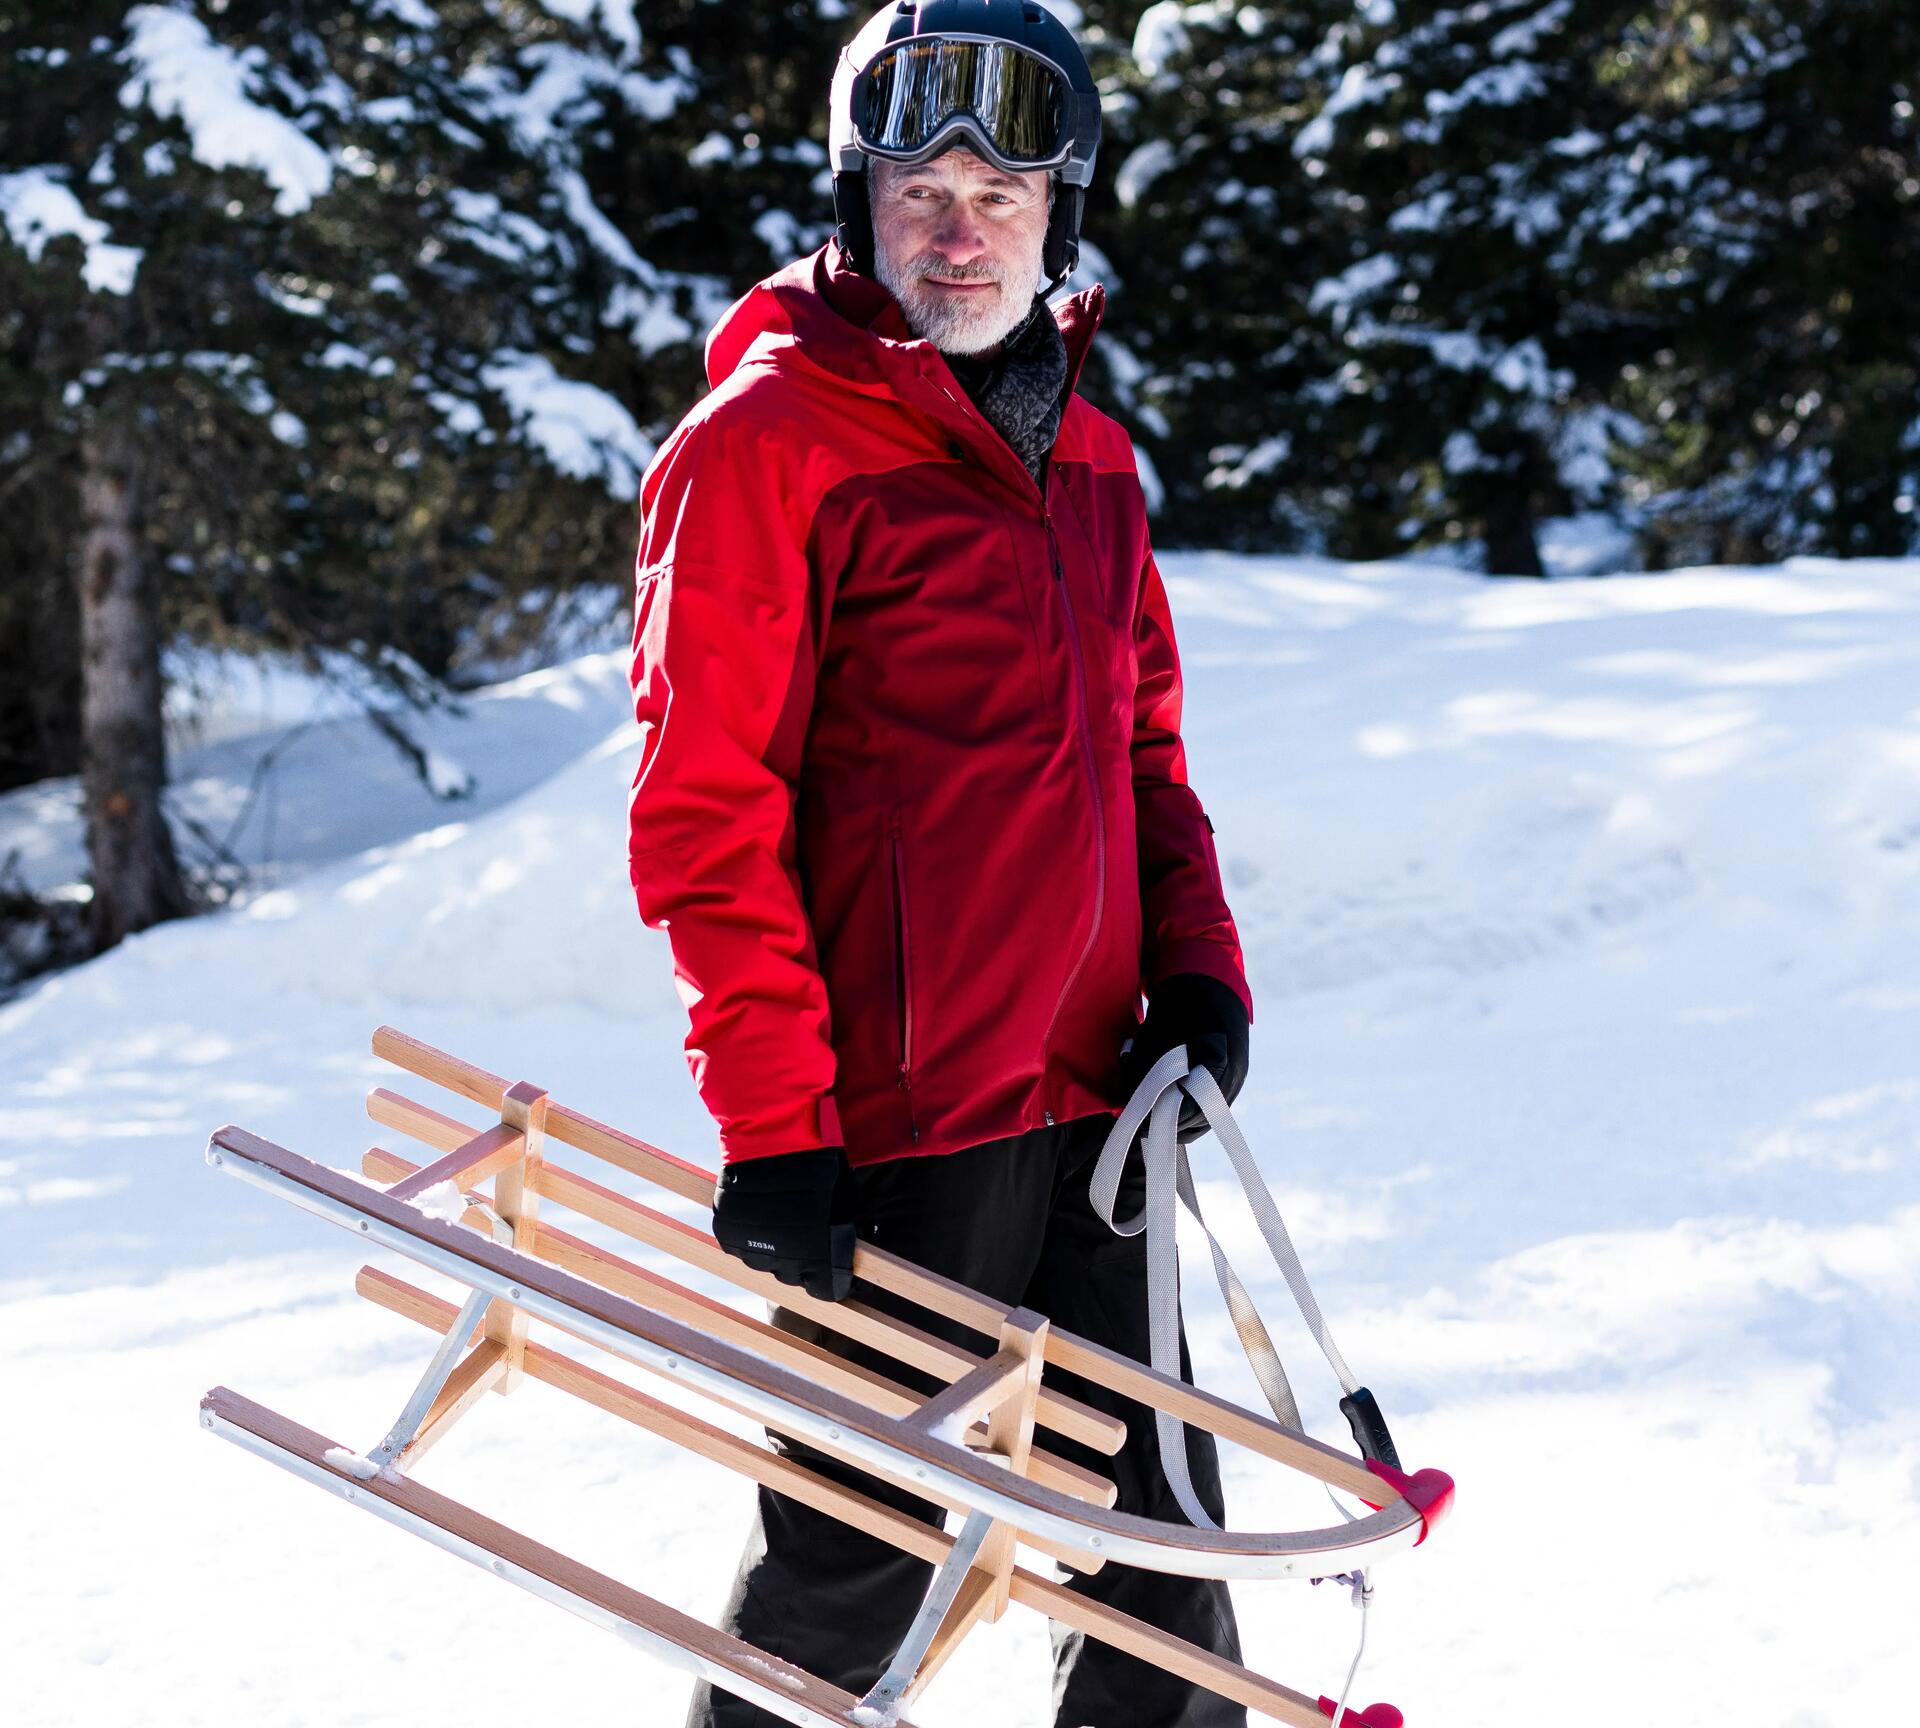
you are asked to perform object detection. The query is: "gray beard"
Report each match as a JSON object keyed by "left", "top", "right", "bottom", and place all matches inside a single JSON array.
[{"left": 872, "top": 246, "right": 1035, "bottom": 356}]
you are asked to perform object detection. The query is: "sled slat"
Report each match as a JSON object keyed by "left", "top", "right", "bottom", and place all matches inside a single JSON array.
[
  {"left": 360, "top": 1146, "right": 1117, "bottom": 1513},
  {"left": 373, "top": 1026, "right": 714, "bottom": 1203},
  {"left": 368, "top": 1085, "right": 473, "bottom": 1151}
]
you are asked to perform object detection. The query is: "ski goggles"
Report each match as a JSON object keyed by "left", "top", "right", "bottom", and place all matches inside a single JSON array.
[{"left": 852, "top": 34, "right": 1076, "bottom": 171}]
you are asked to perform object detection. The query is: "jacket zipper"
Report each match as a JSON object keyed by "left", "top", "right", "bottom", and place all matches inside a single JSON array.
[
  {"left": 1035, "top": 518, "right": 1107, "bottom": 1127},
  {"left": 930, "top": 383, "right": 1106, "bottom": 1127},
  {"left": 890, "top": 822, "right": 920, "bottom": 1144}
]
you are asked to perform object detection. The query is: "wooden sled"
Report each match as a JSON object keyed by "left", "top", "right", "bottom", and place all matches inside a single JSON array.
[{"left": 200, "top": 1026, "right": 1451, "bottom": 1728}]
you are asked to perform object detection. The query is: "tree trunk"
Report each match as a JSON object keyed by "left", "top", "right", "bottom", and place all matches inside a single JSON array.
[
  {"left": 1483, "top": 488, "right": 1546, "bottom": 578},
  {"left": 75, "top": 417, "right": 190, "bottom": 949}
]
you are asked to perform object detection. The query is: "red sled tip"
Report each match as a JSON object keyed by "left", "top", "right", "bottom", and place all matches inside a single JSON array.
[
  {"left": 1359, "top": 1460, "right": 1456, "bottom": 1545},
  {"left": 1317, "top": 1699, "right": 1405, "bottom": 1728}
]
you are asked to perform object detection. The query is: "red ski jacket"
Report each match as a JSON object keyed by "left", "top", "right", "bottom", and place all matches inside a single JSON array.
[{"left": 627, "top": 242, "right": 1251, "bottom": 1169}]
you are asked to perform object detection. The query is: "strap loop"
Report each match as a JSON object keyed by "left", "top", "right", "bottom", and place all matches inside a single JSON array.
[{"left": 1088, "top": 1045, "right": 1369, "bottom": 1527}]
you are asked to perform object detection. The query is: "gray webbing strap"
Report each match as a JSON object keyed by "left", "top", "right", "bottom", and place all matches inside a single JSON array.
[{"left": 1088, "top": 1044, "right": 1362, "bottom": 1529}]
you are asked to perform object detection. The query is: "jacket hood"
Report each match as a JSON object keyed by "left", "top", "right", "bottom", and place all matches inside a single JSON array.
[{"left": 704, "top": 240, "right": 1105, "bottom": 404}]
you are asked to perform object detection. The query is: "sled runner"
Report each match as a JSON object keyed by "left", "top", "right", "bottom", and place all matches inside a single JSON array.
[{"left": 199, "top": 1026, "right": 1451, "bottom": 1728}]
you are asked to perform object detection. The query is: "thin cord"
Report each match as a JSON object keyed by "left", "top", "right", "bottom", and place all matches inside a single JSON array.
[{"left": 1328, "top": 1569, "right": 1372, "bottom": 1728}]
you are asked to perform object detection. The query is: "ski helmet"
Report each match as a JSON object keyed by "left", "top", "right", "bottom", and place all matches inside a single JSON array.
[{"left": 828, "top": 1, "right": 1103, "bottom": 294}]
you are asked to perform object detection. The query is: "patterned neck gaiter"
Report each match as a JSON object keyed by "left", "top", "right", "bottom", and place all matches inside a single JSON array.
[{"left": 942, "top": 295, "right": 1070, "bottom": 487}]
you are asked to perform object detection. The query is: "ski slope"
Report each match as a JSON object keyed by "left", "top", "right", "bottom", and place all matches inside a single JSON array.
[{"left": 4, "top": 552, "right": 1917, "bottom": 1726}]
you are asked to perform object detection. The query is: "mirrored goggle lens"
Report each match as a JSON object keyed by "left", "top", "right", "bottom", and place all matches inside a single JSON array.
[{"left": 860, "top": 38, "right": 1067, "bottom": 163}]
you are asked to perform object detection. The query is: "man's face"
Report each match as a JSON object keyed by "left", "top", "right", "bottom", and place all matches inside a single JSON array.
[{"left": 868, "top": 148, "right": 1052, "bottom": 356}]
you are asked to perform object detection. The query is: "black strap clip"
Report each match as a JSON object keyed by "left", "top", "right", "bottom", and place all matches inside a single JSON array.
[{"left": 1339, "top": 1386, "right": 1402, "bottom": 1470}]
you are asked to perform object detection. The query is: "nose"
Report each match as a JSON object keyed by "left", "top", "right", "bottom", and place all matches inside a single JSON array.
[{"left": 929, "top": 201, "right": 988, "bottom": 267}]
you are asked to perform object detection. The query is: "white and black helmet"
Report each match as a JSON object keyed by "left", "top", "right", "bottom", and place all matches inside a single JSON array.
[{"left": 829, "top": 1, "right": 1103, "bottom": 292}]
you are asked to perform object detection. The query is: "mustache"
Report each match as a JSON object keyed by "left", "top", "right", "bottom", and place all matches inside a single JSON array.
[{"left": 915, "top": 259, "right": 1002, "bottom": 285}]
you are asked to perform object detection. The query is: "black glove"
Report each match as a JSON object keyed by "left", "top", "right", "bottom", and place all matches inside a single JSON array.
[
  {"left": 1119, "top": 972, "right": 1251, "bottom": 1144},
  {"left": 712, "top": 1145, "right": 858, "bottom": 1302}
]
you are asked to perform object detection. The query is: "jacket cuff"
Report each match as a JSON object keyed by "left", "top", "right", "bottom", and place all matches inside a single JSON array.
[
  {"left": 715, "top": 1092, "right": 846, "bottom": 1166},
  {"left": 1145, "top": 943, "right": 1254, "bottom": 1027}
]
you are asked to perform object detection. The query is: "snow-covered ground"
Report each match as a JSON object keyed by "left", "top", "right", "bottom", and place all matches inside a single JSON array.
[{"left": 5, "top": 553, "right": 1917, "bottom": 1726}]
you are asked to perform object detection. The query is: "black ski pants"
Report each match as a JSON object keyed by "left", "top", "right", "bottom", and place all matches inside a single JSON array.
[{"left": 684, "top": 1110, "right": 1247, "bottom": 1728}]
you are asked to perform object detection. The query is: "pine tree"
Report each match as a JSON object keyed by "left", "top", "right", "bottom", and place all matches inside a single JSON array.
[
  {"left": 1093, "top": 0, "right": 1367, "bottom": 554},
  {"left": 0, "top": 0, "right": 690, "bottom": 943},
  {"left": 1294, "top": 0, "right": 1673, "bottom": 575},
  {"left": 1603, "top": 1, "right": 1920, "bottom": 563}
]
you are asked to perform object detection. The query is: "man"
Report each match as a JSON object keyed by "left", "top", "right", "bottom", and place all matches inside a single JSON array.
[{"left": 627, "top": 5, "right": 1254, "bottom": 1723}]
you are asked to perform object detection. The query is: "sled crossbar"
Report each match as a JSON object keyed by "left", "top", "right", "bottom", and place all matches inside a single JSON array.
[{"left": 199, "top": 1025, "right": 1442, "bottom": 1727}]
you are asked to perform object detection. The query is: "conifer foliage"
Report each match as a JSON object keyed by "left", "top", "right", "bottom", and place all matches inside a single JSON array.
[
  {"left": 0, "top": 0, "right": 710, "bottom": 942},
  {"left": 1098, "top": 0, "right": 1918, "bottom": 569}
]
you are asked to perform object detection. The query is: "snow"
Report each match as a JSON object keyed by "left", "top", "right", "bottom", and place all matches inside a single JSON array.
[
  {"left": 410, "top": 1179, "right": 471, "bottom": 1225},
  {"left": 1133, "top": 443, "right": 1165, "bottom": 516},
  {"left": 1207, "top": 434, "right": 1294, "bottom": 492},
  {"left": 370, "top": 0, "right": 438, "bottom": 27},
  {"left": 0, "top": 167, "right": 142, "bottom": 294},
  {"left": 1294, "top": 63, "right": 1403, "bottom": 160},
  {"left": 1308, "top": 254, "right": 1399, "bottom": 327},
  {"left": 446, "top": 187, "right": 556, "bottom": 264},
  {"left": 538, "top": 0, "right": 641, "bottom": 57},
  {"left": 751, "top": 207, "right": 806, "bottom": 261},
  {"left": 548, "top": 166, "right": 718, "bottom": 355},
  {"left": 929, "top": 1406, "right": 976, "bottom": 1450},
  {"left": 120, "top": 5, "right": 335, "bottom": 217},
  {"left": 423, "top": 749, "right": 477, "bottom": 801},
  {"left": 6, "top": 553, "right": 1919, "bottom": 1722},
  {"left": 1114, "top": 139, "right": 1176, "bottom": 210},
  {"left": 0, "top": 648, "right": 632, "bottom": 898},
  {"left": 1489, "top": 0, "right": 1574, "bottom": 59},
  {"left": 1425, "top": 59, "right": 1547, "bottom": 119},
  {"left": 480, "top": 350, "right": 657, "bottom": 499},
  {"left": 322, "top": 1443, "right": 402, "bottom": 1483},
  {"left": 477, "top": 42, "right": 607, "bottom": 151},
  {"left": 1132, "top": 2, "right": 1191, "bottom": 79}
]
